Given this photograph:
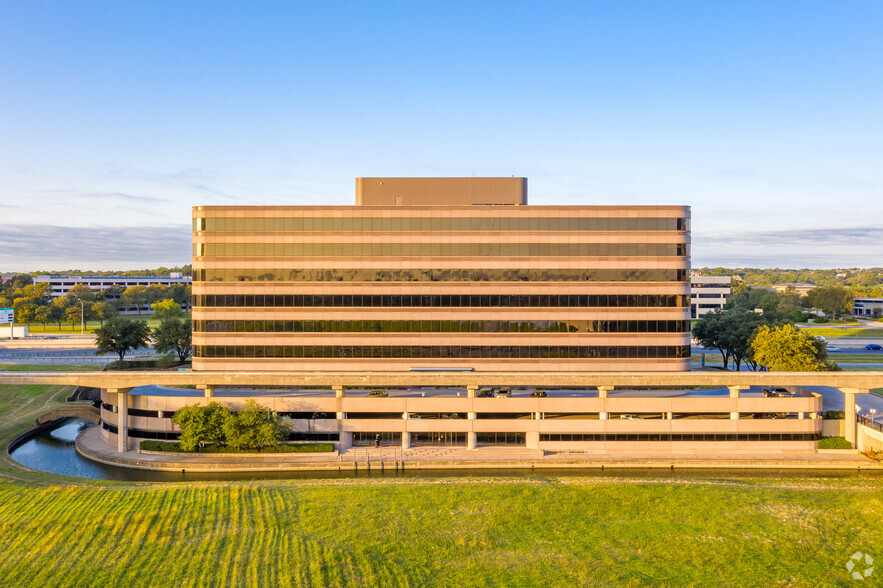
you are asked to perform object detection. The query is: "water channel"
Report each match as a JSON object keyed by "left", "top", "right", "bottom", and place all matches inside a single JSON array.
[{"left": 9, "top": 418, "right": 882, "bottom": 483}]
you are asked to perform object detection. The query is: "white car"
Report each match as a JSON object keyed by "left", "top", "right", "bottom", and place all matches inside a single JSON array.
[{"left": 826, "top": 345, "right": 840, "bottom": 352}]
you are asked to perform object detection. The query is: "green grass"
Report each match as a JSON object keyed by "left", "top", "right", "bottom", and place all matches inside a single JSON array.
[
  {"left": 799, "top": 327, "right": 883, "bottom": 338},
  {"left": 0, "top": 365, "right": 881, "bottom": 585},
  {"left": 0, "top": 474, "right": 880, "bottom": 585},
  {"left": 15, "top": 315, "right": 171, "bottom": 335}
]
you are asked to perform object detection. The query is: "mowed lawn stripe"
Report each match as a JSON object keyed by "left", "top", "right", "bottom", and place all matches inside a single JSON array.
[{"left": 0, "top": 478, "right": 880, "bottom": 586}]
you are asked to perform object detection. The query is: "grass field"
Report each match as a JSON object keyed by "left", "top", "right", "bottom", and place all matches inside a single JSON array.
[
  {"left": 0, "top": 366, "right": 881, "bottom": 586},
  {"left": 799, "top": 327, "right": 883, "bottom": 338},
  {"left": 16, "top": 315, "right": 170, "bottom": 335}
]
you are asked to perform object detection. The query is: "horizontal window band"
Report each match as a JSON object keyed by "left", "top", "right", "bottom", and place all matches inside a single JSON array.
[
  {"left": 195, "top": 268, "right": 689, "bottom": 283},
  {"left": 540, "top": 433, "right": 817, "bottom": 442},
  {"left": 195, "top": 293, "right": 689, "bottom": 309},
  {"left": 194, "top": 319, "right": 691, "bottom": 334},
  {"left": 194, "top": 217, "right": 688, "bottom": 232},
  {"left": 193, "top": 345, "right": 692, "bottom": 359},
  {"left": 195, "top": 242, "right": 689, "bottom": 258}
]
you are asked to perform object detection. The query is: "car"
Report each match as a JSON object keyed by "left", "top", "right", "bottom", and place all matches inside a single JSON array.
[
  {"left": 495, "top": 387, "right": 511, "bottom": 398},
  {"left": 826, "top": 345, "right": 841, "bottom": 352},
  {"left": 866, "top": 343, "right": 883, "bottom": 351}
]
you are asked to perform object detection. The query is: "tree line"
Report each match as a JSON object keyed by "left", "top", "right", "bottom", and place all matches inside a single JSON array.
[
  {"left": 696, "top": 267, "right": 883, "bottom": 298},
  {"left": 0, "top": 274, "right": 191, "bottom": 330}
]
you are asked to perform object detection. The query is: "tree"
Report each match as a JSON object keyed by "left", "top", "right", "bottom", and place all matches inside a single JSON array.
[
  {"left": 172, "top": 402, "right": 228, "bottom": 451},
  {"left": 751, "top": 324, "right": 834, "bottom": 371},
  {"left": 807, "top": 286, "right": 855, "bottom": 319},
  {"left": 692, "top": 310, "right": 734, "bottom": 369},
  {"left": 49, "top": 300, "right": 66, "bottom": 329},
  {"left": 94, "top": 318, "right": 151, "bottom": 361},
  {"left": 121, "top": 285, "right": 149, "bottom": 314},
  {"left": 153, "top": 317, "right": 192, "bottom": 363},
  {"left": 146, "top": 283, "right": 170, "bottom": 304},
  {"left": 12, "top": 297, "right": 35, "bottom": 327},
  {"left": 222, "top": 400, "right": 288, "bottom": 451},
  {"left": 91, "top": 301, "right": 116, "bottom": 326},
  {"left": 692, "top": 308, "right": 789, "bottom": 371},
  {"left": 68, "top": 283, "right": 95, "bottom": 303},
  {"left": 64, "top": 305, "right": 83, "bottom": 331},
  {"left": 34, "top": 305, "right": 51, "bottom": 331},
  {"left": 151, "top": 298, "right": 185, "bottom": 321}
]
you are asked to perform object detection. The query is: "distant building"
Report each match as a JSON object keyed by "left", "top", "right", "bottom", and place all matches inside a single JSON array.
[
  {"left": 34, "top": 274, "right": 192, "bottom": 298},
  {"left": 690, "top": 275, "right": 732, "bottom": 319},
  {"left": 853, "top": 297, "right": 883, "bottom": 318},
  {"left": 771, "top": 283, "right": 815, "bottom": 296},
  {"left": 33, "top": 274, "right": 192, "bottom": 314}
]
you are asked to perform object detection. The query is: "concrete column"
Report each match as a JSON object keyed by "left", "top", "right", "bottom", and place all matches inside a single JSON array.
[
  {"left": 334, "top": 386, "right": 346, "bottom": 419},
  {"left": 842, "top": 388, "right": 865, "bottom": 448},
  {"left": 798, "top": 412, "right": 805, "bottom": 420},
  {"left": 402, "top": 432, "right": 411, "bottom": 449},
  {"left": 111, "top": 388, "right": 131, "bottom": 453},
  {"left": 466, "top": 385, "right": 477, "bottom": 398},
  {"left": 598, "top": 386, "right": 611, "bottom": 420},
  {"left": 202, "top": 385, "right": 214, "bottom": 398},
  {"left": 338, "top": 432, "right": 352, "bottom": 451},
  {"left": 467, "top": 432, "right": 476, "bottom": 450},
  {"left": 728, "top": 386, "right": 745, "bottom": 420},
  {"left": 525, "top": 431, "right": 539, "bottom": 450},
  {"left": 666, "top": 412, "right": 673, "bottom": 420}
]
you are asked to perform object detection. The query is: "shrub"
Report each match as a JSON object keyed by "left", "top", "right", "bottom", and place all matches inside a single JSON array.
[
  {"left": 368, "top": 389, "right": 388, "bottom": 397},
  {"left": 817, "top": 436, "right": 853, "bottom": 449},
  {"left": 812, "top": 316, "right": 829, "bottom": 324},
  {"left": 822, "top": 410, "right": 845, "bottom": 420},
  {"left": 155, "top": 354, "right": 180, "bottom": 369},
  {"left": 138, "top": 440, "right": 333, "bottom": 453}
]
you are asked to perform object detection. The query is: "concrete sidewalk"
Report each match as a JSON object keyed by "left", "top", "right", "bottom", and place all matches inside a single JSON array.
[{"left": 75, "top": 427, "right": 882, "bottom": 473}]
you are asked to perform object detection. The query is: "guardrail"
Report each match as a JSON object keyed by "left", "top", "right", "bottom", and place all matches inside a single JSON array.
[{"left": 858, "top": 415, "right": 883, "bottom": 434}]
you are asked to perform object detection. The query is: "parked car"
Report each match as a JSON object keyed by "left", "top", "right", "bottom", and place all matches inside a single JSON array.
[
  {"left": 826, "top": 345, "right": 841, "bottom": 352},
  {"left": 495, "top": 387, "right": 511, "bottom": 398},
  {"left": 866, "top": 343, "right": 883, "bottom": 351}
]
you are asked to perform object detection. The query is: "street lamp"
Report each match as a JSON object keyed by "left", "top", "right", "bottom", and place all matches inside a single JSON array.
[{"left": 79, "top": 300, "right": 84, "bottom": 335}]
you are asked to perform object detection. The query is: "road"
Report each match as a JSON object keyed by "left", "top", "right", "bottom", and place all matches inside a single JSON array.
[{"left": 0, "top": 347, "right": 159, "bottom": 365}]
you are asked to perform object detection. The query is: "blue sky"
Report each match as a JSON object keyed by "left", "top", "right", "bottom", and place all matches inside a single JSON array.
[{"left": 1, "top": 1, "right": 881, "bottom": 271}]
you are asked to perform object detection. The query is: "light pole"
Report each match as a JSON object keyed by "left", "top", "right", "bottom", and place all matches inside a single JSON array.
[{"left": 79, "top": 300, "right": 85, "bottom": 335}]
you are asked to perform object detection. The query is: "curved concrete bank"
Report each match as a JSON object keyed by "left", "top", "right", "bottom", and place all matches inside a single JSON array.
[{"left": 75, "top": 427, "right": 883, "bottom": 473}]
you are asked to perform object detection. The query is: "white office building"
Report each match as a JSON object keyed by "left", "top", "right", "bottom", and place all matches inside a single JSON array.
[{"left": 690, "top": 274, "right": 732, "bottom": 319}]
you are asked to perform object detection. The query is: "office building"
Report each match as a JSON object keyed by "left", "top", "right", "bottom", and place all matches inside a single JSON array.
[
  {"left": 191, "top": 178, "right": 692, "bottom": 372},
  {"left": 690, "top": 274, "right": 732, "bottom": 319}
]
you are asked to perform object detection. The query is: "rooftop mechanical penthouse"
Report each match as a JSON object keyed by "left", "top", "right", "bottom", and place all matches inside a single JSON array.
[{"left": 191, "top": 177, "right": 691, "bottom": 372}]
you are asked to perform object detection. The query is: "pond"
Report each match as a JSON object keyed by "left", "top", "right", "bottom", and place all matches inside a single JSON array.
[{"left": 9, "top": 419, "right": 883, "bottom": 483}]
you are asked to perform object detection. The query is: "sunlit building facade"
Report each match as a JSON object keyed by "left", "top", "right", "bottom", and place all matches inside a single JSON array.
[{"left": 191, "top": 178, "right": 691, "bottom": 372}]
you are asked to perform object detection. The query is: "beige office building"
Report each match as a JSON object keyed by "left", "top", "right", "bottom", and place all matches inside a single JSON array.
[{"left": 191, "top": 178, "right": 691, "bottom": 372}]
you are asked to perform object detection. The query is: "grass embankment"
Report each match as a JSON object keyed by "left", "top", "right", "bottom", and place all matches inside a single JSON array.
[
  {"left": 0, "top": 365, "right": 881, "bottom": 585},
  {"left": 139, "top": 441, "right": 333, "bottom": 453},
  {"left": 0, "top": 475, "right": 880, "bottom": 585}
]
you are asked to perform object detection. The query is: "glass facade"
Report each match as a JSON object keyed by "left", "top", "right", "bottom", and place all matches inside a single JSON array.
[
  {"left": 198, "top": 242, "right": 688, "bottom": 258},
  {"left": 193, "top": 345, "right": 692, "bottom": 359},
  {"left": 194, "top": 319, "right": 691, "bottom": 334},
  {"left": 195, "top": 268, "right": 689, "bottom": 283},
  {"left": 195, "top": 294, "right": 689, "bottom": 308},
  {"left": 192, "top": 202, "right": 691, "bottom": 371},
  {"left": 195, "top": 216, "right": 688, "bottom": 232}
]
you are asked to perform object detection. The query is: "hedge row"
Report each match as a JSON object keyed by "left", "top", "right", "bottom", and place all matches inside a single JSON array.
[{"left": 139, "top": 440, "right": 334, "bottom": 453}]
